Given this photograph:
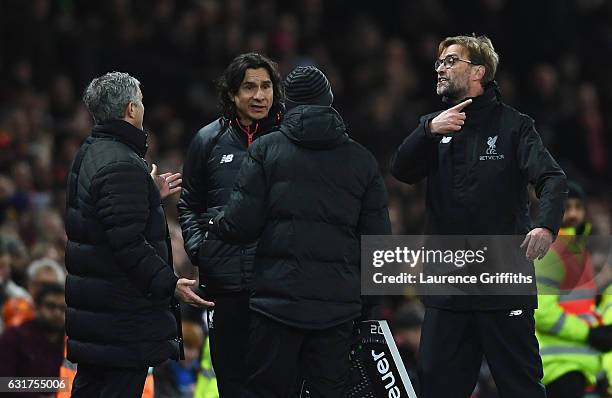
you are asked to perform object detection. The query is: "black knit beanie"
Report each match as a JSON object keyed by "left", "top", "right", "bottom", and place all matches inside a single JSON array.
[{"left": 284, "top": 66, "right": 333, "bottom": 110}]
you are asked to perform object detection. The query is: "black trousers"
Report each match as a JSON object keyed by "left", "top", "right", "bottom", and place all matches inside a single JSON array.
[
  {"left": 419, "top": 308, "right": 546, "bottom": 398},
  {"left": 546, "top": 371, "right": 587, "bottom": 398},
  {"left": 70, "top": 363, "right": 148, "bottom": 398},
  {"left": 208, "top": 291, "right": 251, "bottom": 397},
  {"left": 244, "top": 311, "right": 353, "bottom": 398}
]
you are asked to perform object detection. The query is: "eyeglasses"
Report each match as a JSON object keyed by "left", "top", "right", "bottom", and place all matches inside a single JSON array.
[{"left": 434, "top": 55, "right": 481, "bottom": 71}]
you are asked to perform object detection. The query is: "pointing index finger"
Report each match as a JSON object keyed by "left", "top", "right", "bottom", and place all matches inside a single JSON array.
[{"left": 451, "top": 98, "right": 473, "bottom": 111}]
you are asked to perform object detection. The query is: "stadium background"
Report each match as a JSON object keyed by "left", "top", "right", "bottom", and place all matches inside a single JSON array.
[{"left": 0, "top": 0, "right": 610, "bottom": 396}]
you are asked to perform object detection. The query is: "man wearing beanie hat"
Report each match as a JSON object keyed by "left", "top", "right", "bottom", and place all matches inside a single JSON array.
[
  {"left": 284, "top": 65, "right": 334, "bottom": 109},
  {"left": 204, "top": 65, "right": 391, "bottom": 397},
  {"left": 178, "top": 53, "right": 284, "bottom": 396},
  {"left": 534, "top": 181, "right": 612, "bottom": 397}
]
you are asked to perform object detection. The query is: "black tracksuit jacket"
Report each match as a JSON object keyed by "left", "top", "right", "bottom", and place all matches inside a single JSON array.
[
  {"left": 391, "top": 84, "right": 567, "bottom": 310},
  {"left": 177, "top": 116, "right": 278, "bottom": 295}
]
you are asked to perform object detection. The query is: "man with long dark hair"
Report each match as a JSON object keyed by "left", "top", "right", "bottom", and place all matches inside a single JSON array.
[{"left": 177, "top": 52, "right": 284, "bottom": 396}]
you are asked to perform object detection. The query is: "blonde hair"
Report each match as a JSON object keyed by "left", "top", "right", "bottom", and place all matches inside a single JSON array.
[{"left": 438, "top": 35, "right": 499, "bottom": 85}]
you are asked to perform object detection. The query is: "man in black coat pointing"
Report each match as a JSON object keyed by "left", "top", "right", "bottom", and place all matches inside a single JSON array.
[{"left": 391, "top": 35, "right": 567, "bottom": 398}]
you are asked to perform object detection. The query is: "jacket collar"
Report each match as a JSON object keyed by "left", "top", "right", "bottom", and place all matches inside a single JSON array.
[
  {"left": 463, "top": 81, "right": 500, "bottom": 113},
  {"left": 452, "top": 82, "right": 501, "bottom": 126},
  {"left": 226, "top": 110, "right": 282, "bottom": 147},
  {"left": 91, "top": 120, "right": 148, "bottom": 157}
]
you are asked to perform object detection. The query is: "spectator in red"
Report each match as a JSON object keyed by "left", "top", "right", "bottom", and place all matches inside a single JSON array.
[
  {"left": 0, "top": 235, "right": 29, "bottom": 333},
  {"left": 1, "top": 258, "right": 66, "bottom": 329},
  {"left": 0, "top": 283, "right": 65, "bottom": 385}
]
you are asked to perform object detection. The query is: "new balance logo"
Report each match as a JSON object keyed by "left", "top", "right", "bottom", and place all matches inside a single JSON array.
[
  {"left": 441, "top": 136, "right": 452, "bottom": 144},
  {"left": 509, "top": 310, "right": 523, "bottom": 317},
  {"left": 220, "top": 154, "right": 234, "bottom": 164}
]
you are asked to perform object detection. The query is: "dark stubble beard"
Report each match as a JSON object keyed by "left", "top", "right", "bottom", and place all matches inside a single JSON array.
[
  {"left": 437, "top": 75, "right": 469, "bottom": 104},
  {"left": 33, "top": 316, "right": 65, "bottom": 337}
]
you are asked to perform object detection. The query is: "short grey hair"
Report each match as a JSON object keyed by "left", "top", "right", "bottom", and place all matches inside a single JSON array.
[
  {"left": 83, "top": 71, "right": 141, "bottom": 124},
  {"left": 27, "top": 258, "right": 66, "bottom": 285}
]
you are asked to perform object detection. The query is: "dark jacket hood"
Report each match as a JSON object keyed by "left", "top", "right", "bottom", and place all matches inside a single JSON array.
[{"left": 279, "top": 105, "right": 348, "bottom": 150}]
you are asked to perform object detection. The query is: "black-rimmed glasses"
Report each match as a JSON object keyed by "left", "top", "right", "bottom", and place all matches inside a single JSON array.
[{"left": 434, "top": 55, "right": 480, "bottom": 70}]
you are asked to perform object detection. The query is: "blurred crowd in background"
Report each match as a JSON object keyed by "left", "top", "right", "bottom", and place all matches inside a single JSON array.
[{"left": 0, "top": 0, "right": 610, "bottom": 396}]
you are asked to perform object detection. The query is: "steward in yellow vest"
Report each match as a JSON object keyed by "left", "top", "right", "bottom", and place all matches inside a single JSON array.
[{"left": 535, "top": 181, "right": 612, "bottom": 397}]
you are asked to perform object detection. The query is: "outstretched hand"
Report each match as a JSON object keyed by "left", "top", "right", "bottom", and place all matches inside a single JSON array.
[
  {"left": 151, "top": 163, "right": 182, "bottom": 200},
  {"left": 174, "top": 278, "right": 214, "bottom": 308}
]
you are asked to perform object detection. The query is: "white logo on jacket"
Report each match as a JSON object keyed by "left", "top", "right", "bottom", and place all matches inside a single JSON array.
[
  {"left": 441, "top": 136, "right": 452, "bottom": 144},
  {"left": 220, "top": 154, "right": 234, "bottom": 164},
  {"left": 479, "top": 135, "right": 505, "bottom": 161},
  {"left": 486, "top": 136, "right": 498, "bottom": 154},
  {"left": 207, "top": 309, "right": 215, "bottom": 329}
]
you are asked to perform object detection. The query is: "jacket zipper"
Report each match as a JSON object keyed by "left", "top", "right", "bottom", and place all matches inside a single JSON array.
[{"left": 247, "top": 126, "right": 254, "bottom": 146}]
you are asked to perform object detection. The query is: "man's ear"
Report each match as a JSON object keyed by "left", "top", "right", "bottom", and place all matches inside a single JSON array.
[
  {"left": 125, "top": 102, "right": 136, "bottom": 119},
  {"left": 472, "top": 65, "right": 486, "bottom": 82}
]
